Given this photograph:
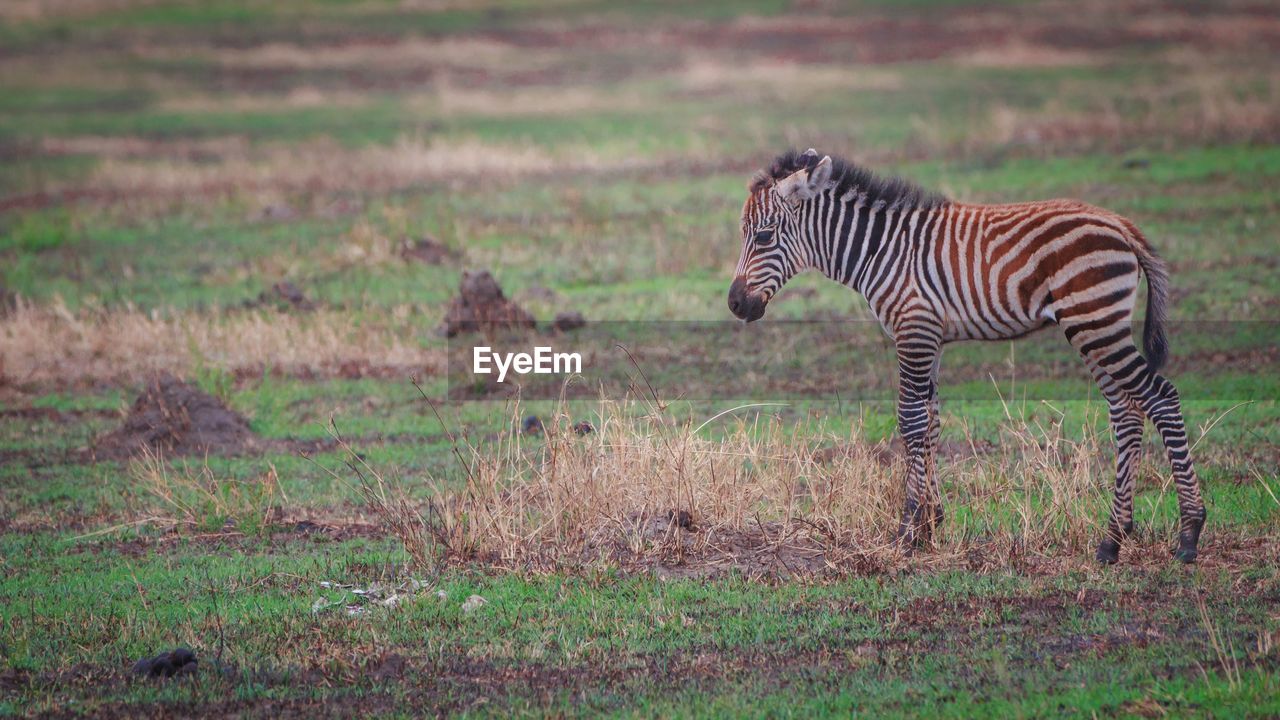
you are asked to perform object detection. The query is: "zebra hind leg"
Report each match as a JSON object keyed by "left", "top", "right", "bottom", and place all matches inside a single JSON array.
[
  {"left": 1095, "top": 395, "right": 1144, "bottom": 565},
  {"left": 1065, "top": 323, "right": 1206, "bottom": 563}
]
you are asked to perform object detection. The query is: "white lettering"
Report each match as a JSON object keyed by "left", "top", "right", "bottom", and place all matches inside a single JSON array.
[
  {"left": 471, "top": 346, "right": 582, "bottom": 382},
  {"left": 473, "top": 346, "right": 491, "bottom": 376}
]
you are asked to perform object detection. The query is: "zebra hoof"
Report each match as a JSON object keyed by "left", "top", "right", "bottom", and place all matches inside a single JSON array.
[
  {"left": 1173, "top": 515, "right": 1205, "bottom": 564},
  {"left": 1095, "top": 539, "right": 1120, "bottom": 565}
]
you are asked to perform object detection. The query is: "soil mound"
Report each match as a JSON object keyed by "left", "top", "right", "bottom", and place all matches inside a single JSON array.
[
  {"left": 94, "top": 373, "right": 258, "bottom": 458},
  {"left": 440, "top": 270, "right": 535, "bottom": 337}
]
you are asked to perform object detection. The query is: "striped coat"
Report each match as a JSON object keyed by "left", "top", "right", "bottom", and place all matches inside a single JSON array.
[{"left": 728, "top": 149, "right": 1205, "bottom": 563}]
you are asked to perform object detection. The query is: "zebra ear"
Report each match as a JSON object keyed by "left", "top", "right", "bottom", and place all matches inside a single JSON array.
[{"left": 775, "top": 155, "right": 833, "bottom": 203}]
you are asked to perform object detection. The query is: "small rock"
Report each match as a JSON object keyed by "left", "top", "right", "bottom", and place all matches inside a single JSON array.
[
  {"left": 461, "top": 594, "right": 487, "bottom": 613},
  {"left": 522, "top": 285, "right": 559, "bottom": 302},
  {"left": 552, "top": 311, "right": 586, "bottom": 332},
  {"left": 522, "top": 415, "right": 544, "bottom": 435},
  {"left": 131, "top": 648, "right": 198, "bottom": 679},
  {"left": 435, "top": 589, "right": 448, "bottom": 600},
  {"left": 399, "top": 235, "right": 459, "bottom": 265},
  {"left": 255, "top": 280, "right": 315, "bottom": 312},
  {"left": 260, "top": 204, "right": 297, "bottom": 221},
  {"left": 668, "top": 509, "right": 695, "bottom": 531}
]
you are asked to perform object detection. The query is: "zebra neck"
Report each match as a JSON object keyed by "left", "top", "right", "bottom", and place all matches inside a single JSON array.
[{"left": 808, "top": 196, "right": 923, "bottom": 295}]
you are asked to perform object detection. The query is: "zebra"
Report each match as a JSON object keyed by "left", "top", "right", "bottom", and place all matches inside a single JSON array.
[{"left": 727, "top": 148, "right": 1206, "bottom": 564}]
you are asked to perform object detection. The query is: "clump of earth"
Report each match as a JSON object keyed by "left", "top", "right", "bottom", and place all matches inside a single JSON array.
[
  {"left": 93, "top": 373, "right": 258, "bottom": 458},
  {"left": 440, "top": 270, "right": 536, "bottom": 337}
]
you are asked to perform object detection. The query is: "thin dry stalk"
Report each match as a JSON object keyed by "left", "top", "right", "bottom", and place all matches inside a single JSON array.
[
  {"left": 308, "top": 419, "right": 450, "bottom": 574},
  {"left": 1196, "top": 592, "right": 1243, "bottom": 691}
]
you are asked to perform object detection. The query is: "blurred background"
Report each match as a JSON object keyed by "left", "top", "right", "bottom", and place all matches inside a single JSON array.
[{"left": 0, "top": 0, "right": 1276, "bottom": 392}]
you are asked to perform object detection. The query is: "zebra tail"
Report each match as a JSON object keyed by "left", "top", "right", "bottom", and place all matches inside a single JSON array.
[{"left": 1124, "top": 221, "right": 1170, "bottom": 372}]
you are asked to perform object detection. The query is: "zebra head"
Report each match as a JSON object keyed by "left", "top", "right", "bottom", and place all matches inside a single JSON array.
[{"left": 728, "top": 149, "right": 833, "bottom": 321}]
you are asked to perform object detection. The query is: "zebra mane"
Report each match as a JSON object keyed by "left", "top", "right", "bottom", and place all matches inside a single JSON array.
[{"left": 750, "top": 149, "right": 948, "bottom": 210}]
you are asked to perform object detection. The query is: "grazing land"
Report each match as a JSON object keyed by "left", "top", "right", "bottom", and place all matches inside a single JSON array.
[{"left": 1, "top": 0, "right": 1278, "bottom": 716}]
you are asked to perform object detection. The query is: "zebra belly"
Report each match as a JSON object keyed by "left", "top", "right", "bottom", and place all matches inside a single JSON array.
[{"left": 941, "top": 315, "right": 1054, "bottom": 342}]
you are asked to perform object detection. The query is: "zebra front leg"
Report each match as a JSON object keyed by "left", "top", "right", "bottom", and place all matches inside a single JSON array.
[
  {"left": 894, "top": 332, "right": 942, "bottom": 551},
  {"left": 923, "top": 384, "right": 944, "bottom": 538}
]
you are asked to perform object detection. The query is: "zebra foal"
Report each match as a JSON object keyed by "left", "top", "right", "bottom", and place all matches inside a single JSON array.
[{"left": 727, "top": 149, "right": 1206, "bottom": 563}]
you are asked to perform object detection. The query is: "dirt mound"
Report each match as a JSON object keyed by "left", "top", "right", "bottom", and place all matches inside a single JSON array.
[
  {"left": 93, "top": 373, "right": 258, "bottom": 458},
  {"left": 440, "top": 270, "right": 535, "bottom": 337},
  {"left": 399, "top": 235, "right": 459, "bottom": 265}
]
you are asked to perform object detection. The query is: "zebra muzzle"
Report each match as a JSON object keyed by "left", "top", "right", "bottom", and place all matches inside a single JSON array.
[{"left": 727, "top": 277, "right": 767, "bottom": 322}]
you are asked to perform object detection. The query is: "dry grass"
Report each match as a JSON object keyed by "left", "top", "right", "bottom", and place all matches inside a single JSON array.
[
  {"left": 139, "top": 36, "right": 564, "bottom": 74},
  {"left": 342, "top": 392, "right": 1192, "bottom": 577},
  {"left": 73, "top": 135, "right": 653, "bottom": 198},
  {"left": 949, "top": 41, "right": 1100, "bottom": 69},
  {"left": 129, "top": 446, "right": 283, "bottom": 535},
  {"left": 678, "top": 59, "right": 902, "bottom": 98},
  {"left": 0, "top": 0, "right": 155, "bottom": 22},
  {"left": 424, "top": 80, "right": 647, "bottom": 118},
  {"left": 921, "top": 64, "right": 1280, "bottom": 158},
  {"left": 41, "top": 135, "right": 252, "bottom": 160},
  {"left": 157, "top": 88, "right": 375, "bottom": 114},
  {"left": 0, "top": 299, "right": 442, "bottom": 386}
]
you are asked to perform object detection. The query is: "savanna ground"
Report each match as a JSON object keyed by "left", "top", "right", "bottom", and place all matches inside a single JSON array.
[{"left": 2, "top": 0, "right": 1279, "bottom": 717}]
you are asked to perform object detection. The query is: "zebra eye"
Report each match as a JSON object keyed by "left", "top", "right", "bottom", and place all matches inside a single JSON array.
[{"left": 754, "top": 229, "right": 774, "bottom": 245}]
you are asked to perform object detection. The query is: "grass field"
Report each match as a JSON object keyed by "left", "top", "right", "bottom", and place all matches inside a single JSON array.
[{"left": 1, "top": 0, "right": 1278, "bottom": 716}]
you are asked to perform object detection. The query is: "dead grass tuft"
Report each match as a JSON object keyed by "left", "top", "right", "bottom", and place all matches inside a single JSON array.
[{"left": 340, "top": 392, "right": 1199, "bottom": 577}]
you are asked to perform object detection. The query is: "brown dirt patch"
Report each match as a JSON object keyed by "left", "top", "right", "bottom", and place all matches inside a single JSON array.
[
  {"left": 91, "top": 373, "right": 259, "bottom": 459},
  {"left": 439, "top": 269, "right": 536, "bottom": 338}
]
